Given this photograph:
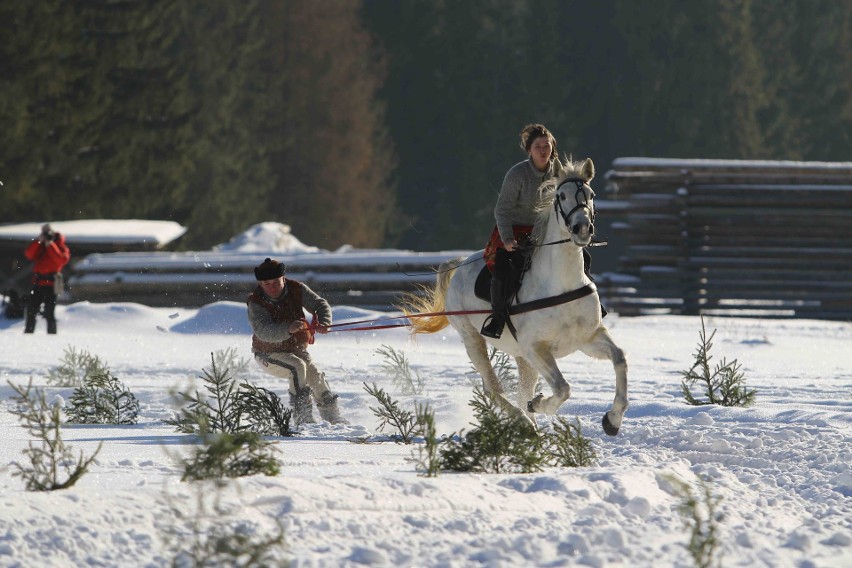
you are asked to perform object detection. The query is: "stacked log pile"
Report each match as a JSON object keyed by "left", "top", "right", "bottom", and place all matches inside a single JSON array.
[{"left": 599, "top": 158, "right": 852, "bottom": 319}]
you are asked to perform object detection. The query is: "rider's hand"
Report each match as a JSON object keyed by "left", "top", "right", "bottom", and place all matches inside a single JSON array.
[
  {"left": 288, "top": 320, "right": 307, "bottom": 334},
  {"left": 503, "top": 239, "right": 518, "bottom": 252},
  {"left": 316, "top": 326, "right": 329, "bottom": 334}
]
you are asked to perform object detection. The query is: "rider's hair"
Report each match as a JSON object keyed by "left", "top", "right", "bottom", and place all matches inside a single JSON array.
[{"left": 520, "top": 123, "right": 557, "bottom": 161}]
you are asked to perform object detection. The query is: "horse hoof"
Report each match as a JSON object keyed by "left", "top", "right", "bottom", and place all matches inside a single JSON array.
[
  {"left": 602, "top": 413, "right": 620, "bottom": 437},
  {"left": 527, "top": 394, "right": 544, "bottom": 413}
]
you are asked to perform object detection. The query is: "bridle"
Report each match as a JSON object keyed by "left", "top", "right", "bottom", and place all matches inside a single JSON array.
[{"left": 554, "top": 177, "right": 595, "bottom": 239}]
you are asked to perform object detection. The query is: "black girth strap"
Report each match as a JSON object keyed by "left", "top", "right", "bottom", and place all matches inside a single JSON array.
[{"left": 508, "top": 282, "right": 597, "bottom": 316}]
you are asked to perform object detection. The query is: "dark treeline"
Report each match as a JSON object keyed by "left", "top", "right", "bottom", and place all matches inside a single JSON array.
[
  {"left": 2, "top": 1, "right": 849, "bottom": 251},
  {"left": 1, "top": 0, "right": 394, "bottom": 250}
]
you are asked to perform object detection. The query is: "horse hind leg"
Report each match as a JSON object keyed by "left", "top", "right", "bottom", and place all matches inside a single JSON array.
[
  {"left": 515, "top": 356, "right": 538, "bottom": 421},
  {"left": 459, "top": 326, "right": 532, "bottom": 424},
  {"left": 525, "top": 344, "right": 571, "bottom": 415},
  {"left": 580, "top": 327, "right": 629, "bottom": 436}
]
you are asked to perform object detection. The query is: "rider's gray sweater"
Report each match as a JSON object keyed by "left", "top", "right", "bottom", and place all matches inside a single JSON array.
[{"left": 494, "top": 157, "right": 561, "bottom": 243}]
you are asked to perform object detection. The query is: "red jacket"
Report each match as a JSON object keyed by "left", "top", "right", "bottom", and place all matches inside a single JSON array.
[{"left": 24, "top": 233, "right": 71, "bottom": 286}]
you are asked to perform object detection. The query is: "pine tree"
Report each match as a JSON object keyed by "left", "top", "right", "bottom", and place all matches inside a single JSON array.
[
  {"left": 613, "top": 1, "right": 769, "bottom": 159},
  {"left": 754, "top": 1, "right": 852, "bottom": 161},
  {"left": 8, "top": 379, "right": 102, "bottom": 491},
  {"left": 169, "top": 353, "right": 244, "bottom": 435},
  {"left": 412, "top": 402, "right": 440, "bottom": 477},
  {"left": 181, "top": 431, "right": 280, "bottom": 481},
  {"left": 237, "top": 382, "right": 295, "bottom": 438},
  {"left": 263, "top": 0, "right": 396, "bottom": 249},
  {"left": 66, "top": 372, "right": 140, "bottom": 425},
  {"left": 440, "top": 388, "right": 545, "bottom": 474},
  {"left": 363, "top": 382, "right": 420, "bottom": 444},
  {"left": 46, "top": 345, "right": 110, "bottom": 388},
  {"left": 681, "top": 317, "right": 757, "bottom": 407}
]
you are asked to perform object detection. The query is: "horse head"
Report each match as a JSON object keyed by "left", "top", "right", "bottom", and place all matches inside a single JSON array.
[{"left": 553, "top": 158, "right": 596, "bottom": 247}]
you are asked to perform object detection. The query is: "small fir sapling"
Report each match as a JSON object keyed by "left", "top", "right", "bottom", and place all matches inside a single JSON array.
[
  {"left": 439, "top": 387, "right": 546, "bottom": 474},
  {"left": 8, "top": 378, "right": 102, "bottom": 491},
  {"left": 168, "top": 352, "right": 244, "bottom": 434},
  {"left": 681, "top": 316, "right": 756, "bottom": 407},
  {"left": 46, "top": 345, "right": 110, "bottom": 387},
  {"left": 180, "top": 430, "right": 280, "bottom": 481},
  {"left": 363, "top": 382, "right": 420, "bottom": 443},
  {"left": 237, "top": 382, "right": 295, "bottom": 437},
  {"left": 468, "top": 346, "right": 519, "bottom": 394},
  {"left": 212, "top": 346, "right": 250, "bottom": 378},
  {"left": 376, "top": 344, "right": 425, "bottom": 395},
  {"left": 543, "top": 416, "right": 597, "bottom": 468},
  {"left": 66, "top": 372, "right": 140, "bottom": 425},
  {"left": 163, "top": 480, "right": 287, "bottom": 566},
  {"left": 411, "top": 402, "right": 440, "bottom": 477},
  {"left": 170, "top": 350, "right": 297, "bottom": 437},
  {"left": 439, "top": 389, "right": 597, "bottom": 474},
  {"left": 665, "top": 474, "right": 724, "bottom": 568}
]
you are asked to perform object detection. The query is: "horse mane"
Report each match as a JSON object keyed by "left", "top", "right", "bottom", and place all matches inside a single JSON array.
[{"left": 531, "top": 157, "right": 585, "bottom": 245}]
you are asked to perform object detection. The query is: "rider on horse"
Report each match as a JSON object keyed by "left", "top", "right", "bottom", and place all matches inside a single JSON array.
[
  {"left": 482, "top": 124, "right": 602, "bottom": 339},
  {"left": 481, "top": 124, "right": 561, "bottom": 338}
]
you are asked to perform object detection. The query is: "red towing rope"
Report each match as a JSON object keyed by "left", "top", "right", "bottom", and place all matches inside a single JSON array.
[{"left": 309, "top": 308, "right": 492, "bottom": 333}]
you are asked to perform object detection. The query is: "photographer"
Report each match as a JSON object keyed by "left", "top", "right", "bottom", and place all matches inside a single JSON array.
[{"left": 23, "top": 223, "right": 71, "bottom": 334}]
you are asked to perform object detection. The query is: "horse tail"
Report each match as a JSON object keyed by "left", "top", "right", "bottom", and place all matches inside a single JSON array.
[{"left": 399, "top": 259, "right": 458, "bottom": 335}]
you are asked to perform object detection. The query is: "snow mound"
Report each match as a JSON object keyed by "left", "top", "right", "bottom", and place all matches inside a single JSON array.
[
  {"left": 169, "top": 302, "right": 252, "bottom": 335},
  {"left": 213, "top": 222, "right": 321, "bottom": 254},
  {"left": 168, "top": 302, "right": 391, "bottom": 335}
]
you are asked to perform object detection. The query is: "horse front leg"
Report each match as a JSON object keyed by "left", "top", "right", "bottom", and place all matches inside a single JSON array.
[
  {"left": 458, "top": 326, "right": 532, "bottom": 424},
  {"left": 580, "top": 326, "right": 628, "bottom": 436},
  {"left": 524, "top": 344, "right": 571, "bottom": 415}
]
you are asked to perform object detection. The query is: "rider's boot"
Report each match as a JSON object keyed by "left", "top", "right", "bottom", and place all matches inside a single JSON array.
[
  {"left": 583, "top": 247, "right": 607, "bottom": 318},
  {"left": 481, "top": 250, "right": 513, "bottom": 339}
]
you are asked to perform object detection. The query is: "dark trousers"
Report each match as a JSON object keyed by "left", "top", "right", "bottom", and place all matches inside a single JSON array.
[{"left": 25, "top": 285, "right": 57, "bottom": 334}]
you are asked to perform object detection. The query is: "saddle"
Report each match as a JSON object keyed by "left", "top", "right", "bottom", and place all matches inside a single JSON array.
[
  {"left": 474, "top": 265, "right": 521, "bottom": 304},
  {"left": 475, "top": 248, "right": 607, "bottom": 318}
]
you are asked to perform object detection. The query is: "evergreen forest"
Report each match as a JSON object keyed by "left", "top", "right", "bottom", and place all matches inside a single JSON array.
[{"left": 1, "top": 0, "right": 849, "bottom": 251}]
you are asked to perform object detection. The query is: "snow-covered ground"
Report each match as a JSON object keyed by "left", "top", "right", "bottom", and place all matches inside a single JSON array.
[{"left": 0, "top": 302, "right": 850, "bottom": 567}]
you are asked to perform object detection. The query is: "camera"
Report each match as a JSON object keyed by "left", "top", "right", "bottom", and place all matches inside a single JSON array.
[{"left": 40, "top": 223, "right": 55, "bottom": 241}]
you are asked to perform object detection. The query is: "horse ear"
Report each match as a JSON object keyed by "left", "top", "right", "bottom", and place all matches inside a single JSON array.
[{"left": 579, "top": 158, "right": 595, "bottom": 181}]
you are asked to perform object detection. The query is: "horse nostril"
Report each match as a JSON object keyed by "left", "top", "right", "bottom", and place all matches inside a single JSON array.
[{"left": 571, "top": 224, "right": 580, "bottom": 234}]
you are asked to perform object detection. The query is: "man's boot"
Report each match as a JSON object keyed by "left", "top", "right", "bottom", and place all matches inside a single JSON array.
[
  {"left": 24, "top": 310, "right": 36, "bottom": 334},
  {"left": 289, "top": 387, "right": 316, "bottom": 425},
  {"left": 481, "top": 250, "right": 513, "bottom": 339},
  {"left": 47, "top": 319, "right": 57, "bottom": 334},
  {"left": 316, "top": 391, "right": 348, "bottom": 424}
]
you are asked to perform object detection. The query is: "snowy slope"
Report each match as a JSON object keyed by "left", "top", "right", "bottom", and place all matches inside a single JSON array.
[{"left": 0, "top": 304, "right": 850, "bottom": 567}]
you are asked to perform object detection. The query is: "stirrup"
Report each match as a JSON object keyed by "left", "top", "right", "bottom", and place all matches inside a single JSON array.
[{"left": 480, "top": 314, "right": 505, "bottom": 339}]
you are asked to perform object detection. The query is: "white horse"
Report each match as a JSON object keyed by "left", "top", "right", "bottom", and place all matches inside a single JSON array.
[{"left": 405, "top": 158, "right": 628, "bottom": 436}]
